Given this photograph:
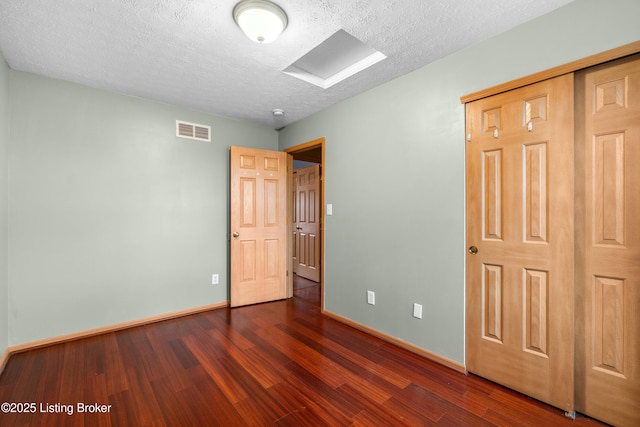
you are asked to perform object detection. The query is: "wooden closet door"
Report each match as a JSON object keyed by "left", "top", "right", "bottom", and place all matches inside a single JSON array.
[
  {"left": 575, "top": 55, "right": 640, "bottom": 427},
  {"left": 466, "top": 74, "right": 575, "bottom": 412}
]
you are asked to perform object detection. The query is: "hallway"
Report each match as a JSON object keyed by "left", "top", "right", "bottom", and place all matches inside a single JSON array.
[{"left": 293, "top": 274, "right": 320, "bottom": 307}]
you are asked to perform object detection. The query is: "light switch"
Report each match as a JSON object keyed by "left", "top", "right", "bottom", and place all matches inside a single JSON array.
[
  {"left": 326, "top": 204, "right": 333, "bottom": 215},
  {"left": 413, "top": 303, "right": 423, "bottom": 319},
  {"left": 367, "top": 290, "right": 375, "bottom": 305}
]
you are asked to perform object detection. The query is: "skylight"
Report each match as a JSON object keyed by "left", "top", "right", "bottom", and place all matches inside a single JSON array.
[{"left": 283, "top": 30, "right": 386, "bottom": 89}]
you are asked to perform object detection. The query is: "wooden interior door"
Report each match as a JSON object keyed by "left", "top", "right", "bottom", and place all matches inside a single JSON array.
[
  {"left": 466, "top": 74, "right": 575, "bottom": 412},
  {"left": 575, "top": 55, "right": 640, "bottom": 427},
  {"left": 293, "top": 164, "right": 320, "bottom": 282},
  {"left": 230, "top": 146, "right": 288, "bottom": 307}
]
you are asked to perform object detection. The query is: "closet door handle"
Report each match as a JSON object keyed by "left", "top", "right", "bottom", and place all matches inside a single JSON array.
[{"left": 468, "top": 246, "right": 478, "bottom": 255}]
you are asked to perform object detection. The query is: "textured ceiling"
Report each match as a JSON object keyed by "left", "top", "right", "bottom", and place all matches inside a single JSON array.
[{"left": 0, "top": 0, "right": 574, "bottom": 129}]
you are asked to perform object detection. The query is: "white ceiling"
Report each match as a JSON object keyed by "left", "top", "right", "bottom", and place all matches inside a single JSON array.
[{"left": 0, "top": 0, "right": 574, "bottom": 129}]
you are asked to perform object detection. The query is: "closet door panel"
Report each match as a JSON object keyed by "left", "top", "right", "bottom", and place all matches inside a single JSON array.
[
  {"left": 576, "top": 55, "right": 640, "bottom": 427},
  {"left": 466, "top": 74, "right": 575, "bottom": 412}
]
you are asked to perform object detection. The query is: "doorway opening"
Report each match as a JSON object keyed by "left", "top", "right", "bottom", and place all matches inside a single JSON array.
[{"left": 285, "top": 138, "right": 325, "bottom": 309}]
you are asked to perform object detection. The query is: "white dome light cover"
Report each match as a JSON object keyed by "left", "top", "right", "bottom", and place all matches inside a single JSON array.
[{"left": 233, "top": 0, "right": 288, "bottom": 44}]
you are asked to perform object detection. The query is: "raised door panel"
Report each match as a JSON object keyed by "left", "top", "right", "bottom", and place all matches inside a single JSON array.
[
  {"left": 524, "top": 143, "right": 548, "bottom": 243},
  {"left": 482, "top": 264, "right": 503, "bottom": 342},
  {"left": 523, "top": 269, "right": 548, "bottom": 356},
  {"left": 483, "top": 150, "right": 502, "bottom": 240}
]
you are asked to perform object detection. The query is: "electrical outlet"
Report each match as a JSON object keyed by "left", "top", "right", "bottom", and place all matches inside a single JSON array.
[
  {"left": 367, "top": 290, "right": 375, "bottom": 305},
  {"left": 212, "top": 274, "right": 219, "bottom": 285},
  {"left": 413, "top": 303, "right": 423, "bottom": 319}
]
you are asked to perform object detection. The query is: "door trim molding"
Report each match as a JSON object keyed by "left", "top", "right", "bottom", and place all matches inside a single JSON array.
[{"left": 461, "top": 41, "right": 640, "bottom": 104}]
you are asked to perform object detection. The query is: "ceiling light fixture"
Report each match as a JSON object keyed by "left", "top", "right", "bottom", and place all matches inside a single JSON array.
[{"left": 233, "top": 0, "right": 288, "bottom": 44}]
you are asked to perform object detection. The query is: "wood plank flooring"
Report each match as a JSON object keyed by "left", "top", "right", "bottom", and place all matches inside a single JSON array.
[
  {"left": 0, "top": 289, "right": 606, "bottom": 426},
  {"left": 292, "top": 274, "right": 321, "bottom": 307}
]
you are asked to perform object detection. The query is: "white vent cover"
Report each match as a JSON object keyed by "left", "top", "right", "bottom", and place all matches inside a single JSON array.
[{"left": 176, "top": 120, "right": 211, "bottom": 142}]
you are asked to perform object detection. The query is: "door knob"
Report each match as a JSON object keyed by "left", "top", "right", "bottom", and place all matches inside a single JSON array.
[
  {"left": 233, "top": 232, "right": 240, "bottom": 238},
  {"left": 468, "top": 246, "right": 478, "bottom": 255}
]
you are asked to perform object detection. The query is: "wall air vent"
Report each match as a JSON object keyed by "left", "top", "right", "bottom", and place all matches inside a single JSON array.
[{"left": 176, "top": 120, "right": 211, "bottom": 142}]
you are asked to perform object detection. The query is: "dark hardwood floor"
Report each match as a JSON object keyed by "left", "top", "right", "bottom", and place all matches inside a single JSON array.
[
  {"left": 293, "top": 274, "right": 320, "bottom": 307},
  {"left": 0, "top": 287, "right": 605, "bottom": 426}
]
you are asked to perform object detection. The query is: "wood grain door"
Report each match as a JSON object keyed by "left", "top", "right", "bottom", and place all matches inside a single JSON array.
[
  {"left": 466, "top": 74, "right": 575, "bottom": 412},
  {"left": 575, "top": 55, "right": 640, "bottom": 427},
  {"left": 230, "top": 146, "right": 288, "bottom": 307},
  {"left": 293, "top": 164, "right": 320, "bottom": 282}
]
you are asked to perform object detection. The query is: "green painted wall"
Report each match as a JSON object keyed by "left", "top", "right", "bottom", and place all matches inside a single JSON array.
[
  {"left": 8, "top": 72, "right": 278, "bottom": 345},
  {"left": 0, "top": 51, "right": 9, "bottom": 355},
  {"left": 278, "top": 0, "right": 640, "bottom": 364}
]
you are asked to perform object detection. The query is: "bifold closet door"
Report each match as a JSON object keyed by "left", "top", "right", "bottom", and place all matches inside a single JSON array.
[
  {"left": 575, "top": 55, "right": 640, "bottom": 427},
  {"left": 466, "top": 74, "right": 575, "bottom": 412}
]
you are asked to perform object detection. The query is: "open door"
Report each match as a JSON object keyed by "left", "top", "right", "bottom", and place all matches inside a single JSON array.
[
  {"left": 293, "top": 164, "right": 321, "bottom": 282},
  {"left": 230, "top": 146, "right": 289, "bottom": 307}
]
